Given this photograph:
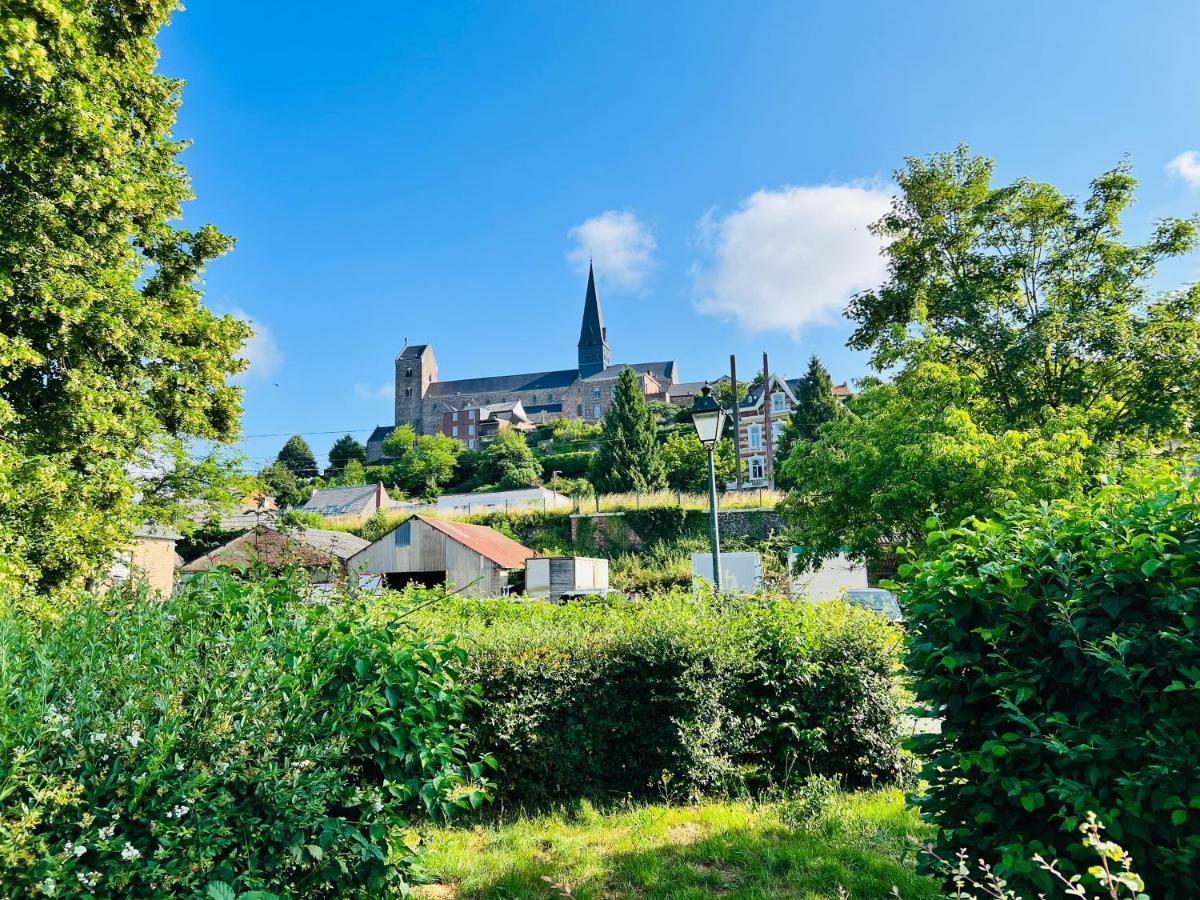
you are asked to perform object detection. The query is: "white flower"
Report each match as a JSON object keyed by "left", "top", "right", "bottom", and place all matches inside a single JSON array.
[
  {"left": 167, "top": 804, "right": 189, "bottom": 819},
  {"left": 175, "top": 761, "right": 184, "bottom": 771},
  {"left": 73, "top": 843, "right": 87, "bottom": 857},
  {"left": 97, "top": 824, "right": 116, "bottom": 840},
  {"left": 89, "top": 731, "right": 108, "bottom": 744},
  {"left": 120, "top": 842, "right": 140, "bottom": 861},
  {"left": 76, "top": 871, "right": 101, "bottom": 889},
  {"left": 127, "top": 730, "right": 142, "bottom": 749}
]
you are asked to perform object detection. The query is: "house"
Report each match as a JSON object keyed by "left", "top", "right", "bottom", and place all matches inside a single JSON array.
[
  {"left": 732, "top": 374, "right": 851, "bottom": 487},
  {"left": 560, "top": 364, "right": 668, "bottom": 424},
  {"left": 432, "top": 486, "right": 572, "bottom": 516},
  {"left": 347, "top": 515, "right": 532, "bottom": 596},
  {"left": 668, "top": 376, "right": 729, "bottom": 408},
  {"left": 181, "top": 526, "right": 369, "bottom": 582},
  {"left": 440, "top": 399, "right": 533, "bottom": 449},
  {"left": 109, "top": 525, "right": 181, "bottom": 596},
  {"left": 298, "top": 482, "right": 396, "bottom": 518}
]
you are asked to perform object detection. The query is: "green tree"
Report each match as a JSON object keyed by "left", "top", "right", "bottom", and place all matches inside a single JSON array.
[
  {"left": 660, "top": 430, "right": 734, "bottom": 493},
  {"left": 328, "top": 434, "right": 367, "bottom": 474},
  {"left": 393, "top": 434, "right": 461, "bottom": 499},
  {"left": 847, "top": 146, "right": 1200, "bottom": 440},
  {"left": 591, "top": 367, "right": 667, "bottom": 493},
  {"left": 782, "top": 148, "right": 1200, "bottom": 567},
  {"left": 260, "top": 462, "right": 307, "bottom": 509},
  {"left": 775, "top": 356, "right": 843, "bottom": 489},
  {"left": 480, "top": 429, "right": 541, "bottom": 489},
  {"left": 276, "top": 435, "right": 318, "bottom": 479},
  {"left": 338, "top": 459, "right": 367, "bottom": 486},
  {"left": 0, "top": 0, "right": 249, "bottom": 591},
  {"left": 381, "top": 424, "right": 417, "bottom": 459}
]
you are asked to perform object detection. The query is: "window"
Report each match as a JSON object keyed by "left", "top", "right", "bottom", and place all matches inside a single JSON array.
[
  {"left": 453, "top": 411, "right": 459, "bottom": 421},
  {"left": 772, "top": 420, "right": 784, "bottom": 442},
  {"left": 748, "top": 424, "right": 763, "bottom": 449},
  {"left": 469, "top": 409, "right": 476, "bottom": 420},
  {"left": 405, "top": 367, "right": 413, "bottom": 378},
  {"left": 404, "top": 387, "right": 412, "bottom": 398},
  {"left": 451, "top": 425, "right": 458, "bottom": 437},
  {"left": 468, "top": 425, "right": 475, "bottom": 436},
  {"left": 770, "top": 392, "right": 786, "bottom": 413},
  {"left": 611, "top": 385, "right": 617, "bottom": 400},
  {"left": 593, "top": 404, "right": 602, "bottom": 419},
  {"left": 577, "top": 404, "right": 583, "bottom": 417},
  {"left": 592, "top": 386, "right": 601, "bottom": 400},
  {"left": 394, "top": 522, "right": 411, "bottom": 547},
  {"left": 749, "top": 457, "right": 765, "bottom": 481}
]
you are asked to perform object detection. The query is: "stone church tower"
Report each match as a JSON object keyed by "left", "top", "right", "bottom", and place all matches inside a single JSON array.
[
  {"left": 393, "top": 342, "right": 437, "bottom": 434},
  {"left": 576, "top": 263, "right": 610, "bottom": 378}
]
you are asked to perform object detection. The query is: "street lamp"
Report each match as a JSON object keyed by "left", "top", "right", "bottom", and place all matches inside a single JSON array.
[{"left": 690, "top": 383, "right": 727, "bottom": 591}]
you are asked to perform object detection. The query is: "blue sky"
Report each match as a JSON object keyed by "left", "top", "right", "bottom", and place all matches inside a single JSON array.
[{"left": 159, "top": 1, "right": 1200, "bottom": 469}]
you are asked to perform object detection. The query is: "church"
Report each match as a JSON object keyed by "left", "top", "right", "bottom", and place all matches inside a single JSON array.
[{"left": 367, "top": 265, "right": 679, "bottom": 460}]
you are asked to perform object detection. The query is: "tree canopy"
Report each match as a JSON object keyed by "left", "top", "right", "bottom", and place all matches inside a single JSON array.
[
  {"left": 775, "top": 356, "right": 843, "bottom": 489},
  {"left": 276, "top": 435, "right": 318, "bottom": 479},
  {"left": 0, "top": 0, "right": 249, "bottom": 591},
  {"left": 328, "top": 434, "right": 367, "bottom": 474},
  {"left": 591, "top": 367, "right": 667, "bottom": 493},
  {"left": 479, "top": 429, "right": 541, "bottom": 489},
  {"left": 783, "top": 148, "right": 1200, "bottom": 567}
]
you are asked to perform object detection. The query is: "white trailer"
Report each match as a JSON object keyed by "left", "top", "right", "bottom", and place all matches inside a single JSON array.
[
  {"left": 691, "top": 551, "right": 762, "bottom": 594},
  {"left": 525, "top": 556, "right": 610, "bottom": 601}
]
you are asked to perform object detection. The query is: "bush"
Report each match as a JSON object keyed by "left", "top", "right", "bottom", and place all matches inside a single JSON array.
[
  {"left": 538, "top": 450, "right": 596, "bottom": 480},
  {"left": 900, "top": 464, "right": 1200, "bottom": 897},
  {"left": 0, "top": 572, "right": 490, "bottom": 897},
  {"left": 408, "top": 591, "right": 909, "bottom": 807}
]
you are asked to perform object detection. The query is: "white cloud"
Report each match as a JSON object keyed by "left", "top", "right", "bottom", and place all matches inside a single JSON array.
[
  {"left": 1166, "top": 150, "right": 1200, "bottom": 187},
  {"left": 354, "top": 382, "right": 394, "bottom": 401},
  {"left": 566, "top": 210, "right": 656, "bottom": 290},
  {"left": 692, "top": 183, "right": 893, "bottom": 334},
  {"left": 231, "top": 310, "right": 283, "bottom": 380}
]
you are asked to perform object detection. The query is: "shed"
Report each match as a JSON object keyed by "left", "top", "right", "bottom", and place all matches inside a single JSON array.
[
  {"left": 526, "top": 556, "right": 609, "bottom": 601},
  {"left": 182, "top": 526, "right": 369, "bottom": 582},
  {"left": 347, "top": 515, "right": 532, "bottom": 596}
]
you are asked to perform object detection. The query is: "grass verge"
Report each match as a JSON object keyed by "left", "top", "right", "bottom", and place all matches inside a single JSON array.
[{"left": 415, "top": 789, "right": 937, "bottom": 899}]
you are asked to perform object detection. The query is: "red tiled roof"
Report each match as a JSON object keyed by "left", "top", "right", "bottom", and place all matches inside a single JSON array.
[{"left": 417, "top": 516, "right": 532, "bottom": 569}]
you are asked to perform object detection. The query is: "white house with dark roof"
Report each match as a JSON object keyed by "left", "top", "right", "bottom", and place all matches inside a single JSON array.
[
  {"left": 298, "top": 482, "right": 397, "bottom": 518},
  {"left": 368, "top": 264, "right": 679, "bottom": 459}
]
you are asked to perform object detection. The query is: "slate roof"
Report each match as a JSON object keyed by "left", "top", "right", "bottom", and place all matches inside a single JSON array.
[
  {"left": 523, "top": 402, "right": 563, "bottom": 416},
  {"left": 579, "top": 361, "right": 678, "bottom": 383},
  {"left": 367, "top": 425, "right": 396, "bottom": 445},
  {"left": 300, "top": 484, "right": 387, "bottom": 516},
  {"left": 417, "top": 515, "right": 533, "bottom": 569},
  {"left": 182, "top": 527, "right": 369, "bottom": 573},
  {"left": 426, "top": 368, "right": 580, "bottom": 398},
  {"left": 578, "top": 263, "right": 607, "bottom": 349},
  {"left": 397, "top": 343, "right": 429, "bottom": 359}
]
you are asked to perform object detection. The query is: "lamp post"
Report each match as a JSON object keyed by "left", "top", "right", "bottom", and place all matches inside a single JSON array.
[{"left": 690, "top": 383, "right": 727, "bottom": 591}]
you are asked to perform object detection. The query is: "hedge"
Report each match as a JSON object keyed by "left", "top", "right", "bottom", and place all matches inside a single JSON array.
[
  {"left": 538, "top": 450, "right": 596, "bottom": 480},
  {"left": 0, "top": 572, "right": 491, "bottom": 898},
  {"left": 408, "top": 591, "right": 910, "bottom": 807},
  {"left": 901, "top": 465, "right": 1200, "bottom": 898}
]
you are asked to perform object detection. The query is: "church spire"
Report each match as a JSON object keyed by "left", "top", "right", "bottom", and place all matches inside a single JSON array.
[{"left": 577, "top": 262, "right": 610, "bottom": 377}]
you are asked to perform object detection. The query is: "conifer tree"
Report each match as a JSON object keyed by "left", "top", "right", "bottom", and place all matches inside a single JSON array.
[
  {"left": 276, "top": 435, "right": 318, "bottom": 479},
  {"left": 591, "top": 367, "right": 667, "bottom": 493},
  {"left": 776, "top": 356, "right": 843, "bottom": 489}
]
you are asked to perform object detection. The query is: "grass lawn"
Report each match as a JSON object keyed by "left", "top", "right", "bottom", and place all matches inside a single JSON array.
[{"left": 415, "top": 788, "right": 939, "bottom": 899}]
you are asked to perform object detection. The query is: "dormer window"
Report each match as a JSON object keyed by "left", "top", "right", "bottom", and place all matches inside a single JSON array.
[{"left": 771, "top": 392, "right": 786, "bottom": 414}]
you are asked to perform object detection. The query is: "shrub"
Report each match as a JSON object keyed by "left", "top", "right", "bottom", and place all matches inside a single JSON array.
[
  {"left": 538, "top": 450, "right": 596, "bottom": 480},
  {"left": 0, "top": 571, "right": 490, "bottom": 897},
  {"left": 900, "top": 465, "right": 1200, "bottom": 897},
  {"left": 408, "top": 591, "right": 908, "bottom": 807}
]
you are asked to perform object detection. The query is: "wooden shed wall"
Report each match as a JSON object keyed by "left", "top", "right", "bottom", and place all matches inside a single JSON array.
[{"left": 348, "top": 519, "right": 509, "bottom": 597}]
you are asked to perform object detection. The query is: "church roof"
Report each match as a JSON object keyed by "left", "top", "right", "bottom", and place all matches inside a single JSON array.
[
  {"left": 426, "top": 368, "right": 579, "bottom": 398},
  {"left": 579, "top": 361, "right": 678, "bottom": 383},
  {"left": 397, "top": 344, "right": 429, "bottom": 360},
  {"left": 577, "top": 263, "right": 607, "bottom": 349}
]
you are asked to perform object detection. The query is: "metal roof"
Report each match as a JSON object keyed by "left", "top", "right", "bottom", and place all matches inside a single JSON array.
[
  {"left": 426, "top": 367, "right": 579, "bottom": 398},
  {"left": 416, "top": 515, "right": 532, "bottom": 569}
]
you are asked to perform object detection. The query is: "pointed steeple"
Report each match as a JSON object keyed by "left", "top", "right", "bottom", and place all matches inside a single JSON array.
[{"left": 577, "top": 262, "right": 610, "bottom": 377}]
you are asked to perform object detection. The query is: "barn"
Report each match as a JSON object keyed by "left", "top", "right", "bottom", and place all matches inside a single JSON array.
[{"left": 347, "top": 515, "right": 532, "bottom": 596}]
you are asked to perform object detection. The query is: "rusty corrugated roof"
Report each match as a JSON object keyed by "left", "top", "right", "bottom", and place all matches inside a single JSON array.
[{"left": 416, "top": 515, "right": 532, "bottom": 569}]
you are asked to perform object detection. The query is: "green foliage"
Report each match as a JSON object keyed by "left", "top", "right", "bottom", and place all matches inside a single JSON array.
[
  {"left": 776, "top": 356, "right": 843, "bottom": 490},
  {"left": 381, "top": 424, "right": 417, "bottom": 460},
  {"left": 0, "top": 0, "right": 250, "bottom": 593},
  {"left": 848, "top": 147, "right": 1200, "bottom": 443},
  {"left": 659, "top": 431, "right": 734, "bottom": 493},
  {"left": 258, "top": 462, "right": 307, "bottom": 509},
  {"left": 335, "top": 458, "right": 366, "bottom": 486},
  {"left": 901, "top": 462, "right": 1200, "bottom": 897},
  {"left": 0, "top": 572, "right": 490, "bottom": 896},
  {"left": 546, "top": 475, "right": 593, "bottom": 500},
  {"left": 327, "top": 434, "right": 366, "bottom": 473},
  {"left": 591, "top": 367, "right": 667, "bottom": 493},
  {"left": 275, "top": 508, "right": 325, "bottom": 530},
  {"left": 479, "top": 429, "right": 541, "bottom": 489},
  {"left": 538, "top": 449, "right": 596, "bottom": 479},
  {"left": 392, "top": 434, "right": 462, "bottom": 500},
  {"left": 780, "top": 347, "right": 1108, "bottom": 569},
  {"left": 533, "top": 418, "right": 602, "bottom": 448},
  {"left": 275, "top": 435, "right": 318, "bottom": 479},
  {"left": 410, "top": 592, "right": 909, "bottom": 806}
]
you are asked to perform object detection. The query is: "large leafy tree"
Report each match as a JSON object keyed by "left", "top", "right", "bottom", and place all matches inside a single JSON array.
[
  {"left": 0, "top": 1, "right": 250, "bottom": 591},
  {"left": 393, "top": 434, "right": 461, "bottom": 499},
  {"left": 847, "top": 146, "right": 1200, "bottom": 440},
  {"left": 660, "top": 430, "right": 734, "bottom": 493},
  {"left": 276, "top": 435, "right": 318, "bottom": 479},
  {"left": 591, "top": 367, "right": 667, "bottom": 493},
  {"left": 479, "top": 429, "right": 541, "bottom": 489},
  {"left": 783, "top": 148, "right": 1200, "bottom": 567},
  {"left": 327, "top": 434, "right": 367, "bottom": 474}
]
